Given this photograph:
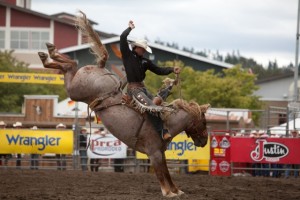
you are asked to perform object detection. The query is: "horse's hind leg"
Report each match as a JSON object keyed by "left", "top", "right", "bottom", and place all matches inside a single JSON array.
[
  {"left": 46, "top": 43, "right": 77, "bottom": 65},
  {"left": 38, "top": 52, "right": 64, "bottom": 70}
]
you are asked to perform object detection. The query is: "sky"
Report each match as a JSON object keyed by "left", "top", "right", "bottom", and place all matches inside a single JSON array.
[{"left": 31, "top": 0, "right": 299, "bottom": 67}]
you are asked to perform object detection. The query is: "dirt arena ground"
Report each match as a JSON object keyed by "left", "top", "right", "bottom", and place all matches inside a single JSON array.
[{"left": 0, "top": 170, "right": 299, "bottom": 200}]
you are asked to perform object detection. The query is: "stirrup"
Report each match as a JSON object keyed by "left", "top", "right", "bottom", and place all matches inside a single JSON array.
[
  {"left": 163, "top": 133, "right": 172, "bottom": 141},
  {"left": 161, "top": 129, "right": 172, "bottom": 141}
]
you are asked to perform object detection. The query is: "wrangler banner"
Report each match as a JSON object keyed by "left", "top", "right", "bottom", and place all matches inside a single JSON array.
[
  {"left": 231, "top": 137, "right": 300, "bottom": 164},
  {"left": 136, "top": 133, "right": 210, "bottom": 160},
  {"left": 0, "top": 72, "right": 64, "bottom": 84},
  {"left": 0, "top": 129, "right": 73, "bottom": 154}
]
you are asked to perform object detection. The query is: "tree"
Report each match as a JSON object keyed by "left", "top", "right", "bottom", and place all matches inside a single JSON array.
[
  {"left": 145, "top": 61, "right": 262, "bottom": 110},
  {"left": 0, "top": 50, "right": 67, "bottom": 113}
]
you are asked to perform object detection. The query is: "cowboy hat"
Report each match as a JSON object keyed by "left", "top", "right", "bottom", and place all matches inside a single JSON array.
[
  {"left": 13, "top": 121, "right": 22, "bottom": 127},
  {"left": 131, "top": 39, "right": 152, "bottom": 53},
  {"left": 0, "top": 121, "right": 6, "bottom": 126},
  {"left": 56, "top": 123, "right": 66, "bottom": 128},
  {"left": 80, "top": 127, "right": 87, "bottom": 132}
]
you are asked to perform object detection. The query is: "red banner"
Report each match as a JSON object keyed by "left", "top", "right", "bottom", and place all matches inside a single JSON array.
[
  {"left": 210, "top": 134, "right": 231, "bottom": 176},
  {"left": 231, "top": 138, "right": 300, "bottom": 164}
]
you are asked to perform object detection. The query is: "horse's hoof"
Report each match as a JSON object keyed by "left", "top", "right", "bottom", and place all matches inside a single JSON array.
[
  {"left": 165, "top": 192, "right": 177, "bottom": 198},
  {"left": 177, "top": 190, "right": 184, "bottom": 196},
  {"left": 46, "top": 42, "right": 56, "bottom": 53},
  {"left": 38, "top": 52, "right": 48, "bottom": 60},
  {"left": 46, "top": 42, "right": 55, "bottom": 48}
]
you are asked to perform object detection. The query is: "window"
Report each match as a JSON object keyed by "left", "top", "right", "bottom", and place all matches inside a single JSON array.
[
  {"left": 0, "top": 30, "right": 4, "bottom": 48},
  {"left": 278, "top": 114, "right": 286, "bottom": 125},
  {"left": 10, "top": 30, "right": 49, "bottom": 50}
]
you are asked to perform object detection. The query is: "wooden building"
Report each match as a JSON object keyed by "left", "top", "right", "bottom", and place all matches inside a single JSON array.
[{"left": 0, "top": 95, "right": 86, "bottom": 129}]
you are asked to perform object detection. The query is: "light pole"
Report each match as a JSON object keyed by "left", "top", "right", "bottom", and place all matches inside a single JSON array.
[{"left": 294, "top": 0, "right": 300, "bottom": 102}]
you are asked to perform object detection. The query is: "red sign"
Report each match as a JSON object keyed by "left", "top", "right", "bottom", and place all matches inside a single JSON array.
[
  {"left": 231, "top": 138, "right": 300, "bottom": 164},
  {"left": 210, "top": 134, "right": 231, "bottom": 176}
]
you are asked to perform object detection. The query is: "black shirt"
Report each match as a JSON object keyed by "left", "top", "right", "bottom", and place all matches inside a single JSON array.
[
  {"left": 120, "top": 27, "right": 174, "bottom": 83},
  {"left": 79, "top": 134, "right": 87, "bottom": 148}
]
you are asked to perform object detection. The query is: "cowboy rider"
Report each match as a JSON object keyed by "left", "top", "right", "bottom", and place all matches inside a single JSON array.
[{"left": 120, "top": 20, "right": 181, "bottom": 141}]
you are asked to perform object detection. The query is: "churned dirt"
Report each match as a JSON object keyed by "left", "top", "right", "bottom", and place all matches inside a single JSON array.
[{"left": 0, "top": 170, "right": 299, "bottom": 200}]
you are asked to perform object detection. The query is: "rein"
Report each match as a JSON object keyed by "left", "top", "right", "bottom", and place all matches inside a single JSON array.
[{"left": 175, "top": 73, "right": 182, "bottom": 100}]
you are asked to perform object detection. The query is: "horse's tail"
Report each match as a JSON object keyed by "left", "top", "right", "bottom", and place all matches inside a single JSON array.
[{"left": 75, "top": 10, "right": 108, "bottom": 68}]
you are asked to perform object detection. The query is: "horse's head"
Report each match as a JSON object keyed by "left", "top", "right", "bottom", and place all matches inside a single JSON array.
[
  {"left": 170, "top": 100, "right": 210, "bottom": 148},
  {"left": 185, "top": 103, "right": 210, "bottom": 147}
]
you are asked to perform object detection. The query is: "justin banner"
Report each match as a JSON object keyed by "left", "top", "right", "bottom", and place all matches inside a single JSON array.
[
  {"left": 231, "top": 137, "right": 300, "bottom": 164},
  {"left": 87, "top": 134, "right": 127, "bottom": 158},
  {"left": 136, "top": 133, "right": 210, "bottom": 160},
  {"left": 0, "top": 129, "right": 73, "bottom": 154}
]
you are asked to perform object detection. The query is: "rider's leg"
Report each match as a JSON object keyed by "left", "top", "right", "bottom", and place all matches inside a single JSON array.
[{"left": 129, "top": 87, "right": 171, "bottom": 141}]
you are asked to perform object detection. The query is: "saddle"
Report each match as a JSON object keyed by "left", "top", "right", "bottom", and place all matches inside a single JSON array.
[
  {"left": 122, "top": 92, "right": 174, "bottom": 115},
  {"left": 122, "top": 79, "right": 177, "bottom": 119}
]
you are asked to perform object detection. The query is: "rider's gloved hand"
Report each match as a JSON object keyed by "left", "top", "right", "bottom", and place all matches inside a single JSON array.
[
  {"left": 173, "top": 66, "right": 181, "bottom": 74},
  {"left": 128, "top": 20, "right": 135, "bottom": 29}
]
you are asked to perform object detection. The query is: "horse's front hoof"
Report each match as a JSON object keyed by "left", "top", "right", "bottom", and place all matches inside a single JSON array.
[
  {"left": 177, "top": 190, "right": 184, "bottom": 196},
  {"left": 164, "top": 192, "right": 177, "bottom": 198},
  {"left": 38, "top": 52, "right": 48, "bottom": 61}
]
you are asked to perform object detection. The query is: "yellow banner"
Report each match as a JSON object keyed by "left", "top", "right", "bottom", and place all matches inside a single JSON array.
[
  {"left": 0, "top": 72, "right": 64, "bottom": 84},
  {"left": 136, "top": 133, "right": 210, "bottom": 160},
  {"left": 0, "top": 129, "right": 73, "bottom": 154},
  {"left": 188, "top": 159, "right": 209, "bottom": 172}
]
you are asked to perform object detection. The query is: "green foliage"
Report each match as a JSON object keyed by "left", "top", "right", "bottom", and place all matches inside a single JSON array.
[
  {"left": 145, "top": 60, "right": 262, "bottom": 111},
  {"left": 0, "top": 51, "right": 67, "bottom": 113}
]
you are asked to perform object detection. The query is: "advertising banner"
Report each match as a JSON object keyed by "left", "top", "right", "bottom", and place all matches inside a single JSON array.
[
  {"left": 136, "top": 133, "right": 210, "bottom": 160},
  {"left": 210, "top": 134, "right": 231, "bottom": 176},
  {"left": 231, "top": 138, "right": 300, "bottom": 164},
  {"left": 87, "top": 134, "right": 127, "bottom": 158},
  {"left": 0, "top": 129, "right": 73, "bottom": 154},
  {"left": 0, "top": 72, "right": 64, "bottom": 85}
]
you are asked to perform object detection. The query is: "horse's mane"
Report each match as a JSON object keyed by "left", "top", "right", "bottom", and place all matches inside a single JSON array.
[
  {"left": 170, "top": 99, "right": 210, "bottom": 120},
  {"left": 75, "top": 11, "right": 108, "bottom": 68}
]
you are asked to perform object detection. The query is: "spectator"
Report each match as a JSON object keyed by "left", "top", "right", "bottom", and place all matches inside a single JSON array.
[
  {"left": 251, "top": 130, "right": 263, "bottom": 177},
  {"left": 0, "top": 121, "right": 11, "bottom": 167},
  {"left": 56, "top": 123, "right": 67, "bottom": 170},
  {"left": 13, "top": 121, "right": 23, "bottom": 169},
  {"left": 270, "top": 134, "right": 283, "bottom": 178},
  {"left": 30, "top": 126, "right": 40, "bottom": 170},
  {"left": 79, "top": 127, "right": 88, "bottom": 171},
  {"left": 285, "top": 130, "right": 299, "bottom": 178}
]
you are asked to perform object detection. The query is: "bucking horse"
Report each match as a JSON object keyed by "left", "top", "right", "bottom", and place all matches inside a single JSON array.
[{"left": 38, "top": 11, "right": 210, "bottom": 198}]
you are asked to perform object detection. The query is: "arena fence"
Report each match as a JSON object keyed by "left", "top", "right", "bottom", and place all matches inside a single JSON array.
[{"left": 1, "top": 107, "right": 299, "bottom": 177}]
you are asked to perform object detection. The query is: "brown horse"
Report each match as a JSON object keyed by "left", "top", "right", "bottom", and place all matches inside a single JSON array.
[{"left": 38, "top": 11, "right": 209, "bottom": 198}]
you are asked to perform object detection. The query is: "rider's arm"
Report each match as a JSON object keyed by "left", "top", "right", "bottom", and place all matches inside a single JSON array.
[
  {"left": 120, "top": 27, "right": 132, "bottom": 58},
  {"left": 145, "top": 59, "right": 174, "bottom": 75}
]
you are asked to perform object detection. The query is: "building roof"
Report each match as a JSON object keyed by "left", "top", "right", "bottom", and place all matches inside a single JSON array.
[
  {"left": 60, "top": 36, "right": 233, "bottom": 69},
  {"left": 256, "top": 72, "right": 294, "bottom": 84},
  {"left": 50, "top": 12, "right": 98, "bottom": 25},
  {"left": 0, "top": 2, "right": 96, "bottom": 27}
]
